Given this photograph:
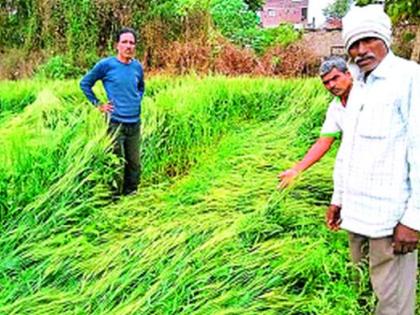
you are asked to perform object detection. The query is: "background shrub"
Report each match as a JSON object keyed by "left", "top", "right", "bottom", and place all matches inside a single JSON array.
[{"left": 35, "top": 56, "right": 83, "bottom": 80}]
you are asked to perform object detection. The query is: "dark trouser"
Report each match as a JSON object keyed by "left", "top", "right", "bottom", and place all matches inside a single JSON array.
[
  {"left": 348, "top": 232, "right": 417, "bottom": 315},
  {"left": 108, "top": 121, "right": 141, "bottom": 195}
]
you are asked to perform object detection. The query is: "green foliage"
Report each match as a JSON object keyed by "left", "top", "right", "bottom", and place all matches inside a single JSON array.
[
  {"left": 35, "top": 56, "right": 82, "bottom": 80},
  {"left": 62, "top": 0, "right": 99, "bottom": 59},
  {"left": 1, "top": 0, "right": 302, "bottom": 76},
  {"left": 210, "top": 0, "right": 260, "bottom": 41},
  {"left": 210, "top": 0, "right": 300, "bottom": 53},
  {"left": 355, "top": 0, "right": 420, "bottom": 20},
  {"left": 0, "top": 0, "right": 32, "bottom": 47},
  {"left": 254, "top": 24, "right": 302, "bottom": 53},
  {"left": 323, "top": 0, "right": 351, "bottom": 19},
  {"left": 0, "top": 81, "right": 38, "bottom": 120},
  {"left": 387, "top": 0, "right": 420, "bottom": 20},
  {"left": 173, "top": 0, "right": 210, "bottom": 16},
  {"left": 0, "top": 0, "right": 205, "bottom": 70},
  {"left": 403, "top": 31, "right": 416, "bottom": 42},
  {"left": 0, "top": 0, "right": 209, "bottom": 52},
  {"left": 244, "top": 0, "right": 265, "bottom": 12}
]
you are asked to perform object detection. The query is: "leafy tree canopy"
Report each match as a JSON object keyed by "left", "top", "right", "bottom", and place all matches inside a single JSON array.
[
  {"left": 323, "top": 0, "right": 350, "bottom": 19},
  {"left": 355, "top": 0, "right": 419, "bottom": 21},
  {"left": 210, "top": 0, "right": 259, "bottom": 39},
  {"left": 244, "top": 0, "right": 265, "bottom": 12}
]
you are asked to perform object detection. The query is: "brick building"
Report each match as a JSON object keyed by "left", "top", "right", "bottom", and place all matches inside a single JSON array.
[{"left": 259, "top": 0, "right": 309, "bottom": 28}]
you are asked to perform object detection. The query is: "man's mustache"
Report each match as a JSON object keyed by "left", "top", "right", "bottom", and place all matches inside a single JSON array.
[{"left": 354, "top": 53, "right": 376, "bottom": 64}]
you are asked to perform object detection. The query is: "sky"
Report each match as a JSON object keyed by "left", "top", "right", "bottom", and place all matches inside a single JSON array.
[{"left": 308, "top": 0, "right": 335, "bottom": 27}]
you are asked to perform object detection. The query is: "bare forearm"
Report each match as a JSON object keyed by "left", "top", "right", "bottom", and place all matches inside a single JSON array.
[{"left": 293, "top": 137, "right": 335, "bottom": 172}]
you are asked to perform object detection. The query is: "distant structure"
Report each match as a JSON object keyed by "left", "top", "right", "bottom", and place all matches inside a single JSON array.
[
  {"left": 259, "top": 0, "right": 309, "bottom": 28},
  {"left": 258, "top": 0, "right": 384, "bottom": 30},
  {"left": 323, "top": 17, "right": 343, "bottom": 31},
  {"left": 321, "top": 0, "right": 384, "bottom": 30}
]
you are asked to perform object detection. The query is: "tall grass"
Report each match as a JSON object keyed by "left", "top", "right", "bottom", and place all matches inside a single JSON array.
[
  {"left": 0, "top": 76, "right": 387, "bottom": 314},
  {"left": 0, "top": 80, "right": 39, "bottom": 122},
  {"left": 141, "top": 76, "right": 327, "bottom": 182}
]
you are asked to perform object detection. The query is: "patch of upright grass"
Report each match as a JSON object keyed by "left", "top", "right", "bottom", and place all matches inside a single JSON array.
[{"left": 0, "top": 80, "right": 39, "bottom": 122}]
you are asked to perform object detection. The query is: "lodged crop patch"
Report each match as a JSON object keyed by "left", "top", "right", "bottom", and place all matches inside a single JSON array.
[{"left": 0, "top": 76, "right": 384, "bottom": 314}]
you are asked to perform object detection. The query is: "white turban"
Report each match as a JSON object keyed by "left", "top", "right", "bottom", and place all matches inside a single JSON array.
[{"left": 342, "top": 4, "right": 392, "bottom": 52}]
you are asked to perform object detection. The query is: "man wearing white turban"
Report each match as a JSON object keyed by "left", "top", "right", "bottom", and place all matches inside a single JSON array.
[{"left": 326, "top": 4, "right": 420, "bottom": 315}]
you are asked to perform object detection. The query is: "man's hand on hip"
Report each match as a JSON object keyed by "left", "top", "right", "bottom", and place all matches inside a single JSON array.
[
  {"left": 326, "top": 204, "right": 342, "bottom": 231},
  {"left": 393, "top": 223, "right": 419, "bottom": 255},
  {"left": 98, "top": 102, "right": 114, "bottom": 113}
]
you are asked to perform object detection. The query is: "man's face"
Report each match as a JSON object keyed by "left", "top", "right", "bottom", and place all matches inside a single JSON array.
[
  {"left": 321, "top": 68, "right": 352, "bottom": 97},
  {"left": 117, "top": 32, "right": 136, "bottom": 61},
  {"left": 348, "top": 37, "right": 388, "bottom": 74}
]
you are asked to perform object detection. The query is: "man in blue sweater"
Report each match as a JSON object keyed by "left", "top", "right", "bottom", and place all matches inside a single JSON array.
[{"left": 80, "top": 27, "right": 145, "bottom": 196}]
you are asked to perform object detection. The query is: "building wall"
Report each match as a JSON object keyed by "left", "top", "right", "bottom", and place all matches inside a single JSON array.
[{"left": 260, "top": 0, "right": 309, "bottom": 28}]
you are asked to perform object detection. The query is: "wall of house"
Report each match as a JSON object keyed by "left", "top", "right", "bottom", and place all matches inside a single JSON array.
[{"left": 260, "top": 0, "right": 309, "bottom": 28}]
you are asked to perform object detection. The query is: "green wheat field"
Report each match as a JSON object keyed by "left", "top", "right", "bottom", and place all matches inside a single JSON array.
[{"left": 1, "top": 76, "right": 419, "bottom": 314}]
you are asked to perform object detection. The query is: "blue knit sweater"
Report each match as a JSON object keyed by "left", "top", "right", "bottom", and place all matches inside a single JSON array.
[{"left": 80, "top": 57, "right": 145, "bottom": 123}]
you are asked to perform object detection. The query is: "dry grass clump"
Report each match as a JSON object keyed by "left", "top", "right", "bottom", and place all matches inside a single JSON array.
[
  {"left": 144, "top": 37, "right": 321, "bottom": 77},
  {"left": 213, "top": 40, "right": 259, "bottom": 75},
  {"left": 258, "top": 43, "right": 321, "bottom": 77},
  {"left": 162, "top": 37, "right": 213, "bottom": 75},
  {"left": 0, "top": 49, "right": 45, "bottom": 80}
]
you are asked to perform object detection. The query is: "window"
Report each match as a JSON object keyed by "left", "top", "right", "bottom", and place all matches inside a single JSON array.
[
  {"left": 268, "top": 9, "right": 276, "bottom": 17},
  {"left": 301, "top": 7, "right": 308, "bottom": 21}
]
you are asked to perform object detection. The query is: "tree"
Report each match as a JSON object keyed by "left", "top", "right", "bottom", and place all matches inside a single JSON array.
[
  {"left": 243, "top": 0, "right": 265, "bottom": 12},
  {"left": 210, "top": 0, "right": 259, "bottom": 41},
  {"left": 356, "top": 0, "right": 420, "bottom": 62},
  {"left": 323, "top": 0, "right": 350, "bottom": 19}
]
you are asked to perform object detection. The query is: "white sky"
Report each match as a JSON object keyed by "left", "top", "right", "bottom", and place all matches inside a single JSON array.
[{"left": 308, "top": 0, "right": 335, "bottom": 27}]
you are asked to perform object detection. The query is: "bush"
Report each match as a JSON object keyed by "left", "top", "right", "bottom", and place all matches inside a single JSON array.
[
  {"left": 210, "top": 0, "right": 260, "bottom": 45},
  {"left": 36, "top": 56, "right": 82, "bottom": 80},
  {"left": 257, "top": 24, "right": 302, "bottom": 53}
]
